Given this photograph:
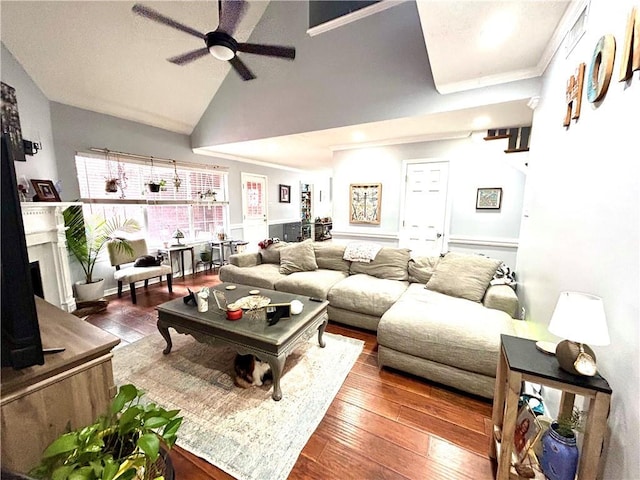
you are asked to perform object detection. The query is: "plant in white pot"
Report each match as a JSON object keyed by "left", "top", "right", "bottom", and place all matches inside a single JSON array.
[{"left": 63, "top": 206, "right": 141, "bottom": 301}]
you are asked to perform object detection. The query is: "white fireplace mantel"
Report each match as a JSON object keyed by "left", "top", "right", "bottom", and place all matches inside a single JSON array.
[{"left": 21, "top": 202, "right": 81, "bottom": 312}]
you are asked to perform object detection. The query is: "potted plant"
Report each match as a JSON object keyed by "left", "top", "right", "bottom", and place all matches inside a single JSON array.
[
  {"left": 30, "top": 383, "right": 183, "bottom": 480},
  {"left": 147, "top": 179, "right": 166, "bottom": 193},
  {"left": 63, "top": 205, "right": 141, "bottom": 301},
  {"left": 540, "top": 408, "right": 584, "bottom": 480}
]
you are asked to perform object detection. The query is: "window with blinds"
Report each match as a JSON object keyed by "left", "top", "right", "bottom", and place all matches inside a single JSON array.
[{"left": 75, "top": 153, "right": 229, "bottom": 247}]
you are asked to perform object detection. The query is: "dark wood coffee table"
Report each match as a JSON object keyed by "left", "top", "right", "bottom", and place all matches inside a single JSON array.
[{"left": 156, "top": 283, "right": 329, "bottom": 401}]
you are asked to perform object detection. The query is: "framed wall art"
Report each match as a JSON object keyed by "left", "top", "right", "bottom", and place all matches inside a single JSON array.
[
  {"left": 1, "top": 82, "right": 26, "bottom": 162},
  {"left": 476, "top": 187, "right": 502, "bottom": 210},
  {"left": 350, "top": 183, "right": 382, "bottom": 224},
  {"left": 513, "top": 403, "right": 542, "bottom": 464},
  {"left": 279, "top": 184, "right": 290, "bottom": 203},
  {"left": 30, "top": 179, "right": 61, "bottom": 202}
]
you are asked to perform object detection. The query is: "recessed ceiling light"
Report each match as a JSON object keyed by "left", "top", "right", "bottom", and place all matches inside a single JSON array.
[
  {"left": 478, "top": 12, "right": 516, "bottom": 50},
  {"left": 472, "top": 116, "right": 491, "bottom": 128},
  {"left": 351, "top": 131, "right": 366, "bottom": 142}
]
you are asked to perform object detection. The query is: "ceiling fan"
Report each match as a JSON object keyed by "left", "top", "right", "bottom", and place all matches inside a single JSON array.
[{"left": 132, "top": 1, "right": 296, "bottom": 81}]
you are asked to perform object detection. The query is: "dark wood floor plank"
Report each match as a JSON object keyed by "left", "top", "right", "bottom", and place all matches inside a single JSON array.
[
  {"left": 327, "top": 397, "right": 430, "bottom": 456},
  {"left": 86, "top": 273, "right": 496, "bottom": 479},
  {"left": 398, "top": 405, "right": 490, "bottom": 457}
]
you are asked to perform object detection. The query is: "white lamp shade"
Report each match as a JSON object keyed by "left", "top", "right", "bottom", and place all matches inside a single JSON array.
[{"left": 548, "top": 292, "right": 610, "bottom": 346}]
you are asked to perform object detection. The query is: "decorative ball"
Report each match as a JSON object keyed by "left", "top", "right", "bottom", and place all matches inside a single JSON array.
[{"left": 290, "top": 300, "right": 304, "bottom": 315}]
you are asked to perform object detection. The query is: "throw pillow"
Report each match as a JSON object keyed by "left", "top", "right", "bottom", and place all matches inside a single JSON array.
[
  {"left": 134, "top": 255, "right": 161, "bottom": 267},
  {"left": 349, "top": 247, "right": 411, "bottom": 281},
  {"left": 408, "top": 255, "right": 441, "bottom": 283},
  {"left": 279, "top": 241, "right": 318, "bottom": 274},
  {"left": 260, "top": 242, "right": 287, "bottom": 264},
  {"left": 425, "top": 252, "right": 501, "bottom": 302},
  {"left": 313, "top": 243, "right": 350, "bottom": 272}
]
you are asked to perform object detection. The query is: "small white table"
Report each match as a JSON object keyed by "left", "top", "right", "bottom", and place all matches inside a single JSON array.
[{"left": 158, "top": 245, "right": 195, "bottom": 279}]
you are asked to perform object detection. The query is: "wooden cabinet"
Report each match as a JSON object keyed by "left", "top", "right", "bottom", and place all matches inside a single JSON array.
[{"left": 1, "top": 297, "right": 120, "bottom": 474}]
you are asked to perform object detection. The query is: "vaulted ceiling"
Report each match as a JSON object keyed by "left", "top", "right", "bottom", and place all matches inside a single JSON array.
[{"left": 1, "top": 1, "right": 575, "bottom": 168}]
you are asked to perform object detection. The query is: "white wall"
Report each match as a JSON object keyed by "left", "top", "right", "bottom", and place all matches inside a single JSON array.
[
  {"left": 332, "top": 135, "right": 526, "bottom": 265},
  {"left": 516, "top": 1, "right": 639, "bottom": 478}
]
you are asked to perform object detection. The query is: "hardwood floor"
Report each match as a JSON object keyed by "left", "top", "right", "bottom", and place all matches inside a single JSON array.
[{"left": 87, "top": 272, "right": 497, "bottom": 479}]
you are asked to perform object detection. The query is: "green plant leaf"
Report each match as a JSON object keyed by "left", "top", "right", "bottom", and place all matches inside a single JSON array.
[
  {"left": 137, "top": 433, "right": 160, "bottom": 461},
  {"left": 51, "top": 465, "right": 75, "bottom": 480},
  {"left": 162, "top": 417, "right": 183, "bottom": 441},
  {"left": 164, "top": 409, "right": 181, "bottom": 419},
  {"left": 68, "top": 466, "right": 93, "bottom": 480},
  {"left": 43, "top": 432, "right": 80, "bottom": 458},
  {"left": 118, "top": 405, "right": 143, "bottom": 432},
  {"left": 102, "top": 459, "right": 119, "bottom": 480},
  {"left": 111, "top": 384, "right": 139, "bottom": 414},
  {"left": 144, "top": 416, "right": 170, "bottom": 429}
]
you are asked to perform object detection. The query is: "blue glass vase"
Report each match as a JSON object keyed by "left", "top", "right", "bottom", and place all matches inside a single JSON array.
[{"left": 541, "top": 422, "right": 579, "bottom": 480}]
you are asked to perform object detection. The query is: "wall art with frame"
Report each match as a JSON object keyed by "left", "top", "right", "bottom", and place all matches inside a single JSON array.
[
  {"left": 350, "top": 183, "right": 382, "bottom": 224},
  {"left": 279, "top": 184, "right": 291, "bottom": 203},
  {"left": 476, "top": 187, "right": 502, "bottom": 210},
  {"left": 1, "top": 82, "right": 26, "bottom": 162}
]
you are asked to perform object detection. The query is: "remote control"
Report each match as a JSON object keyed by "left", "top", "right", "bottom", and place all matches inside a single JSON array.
[{"left": 309, "top": 297, "right": 323, "bottom": 302}]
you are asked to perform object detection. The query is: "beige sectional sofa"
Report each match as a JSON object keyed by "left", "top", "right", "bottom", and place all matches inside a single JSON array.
[{"left": 219, "top": 241, "right": 520, "bottom": 399}]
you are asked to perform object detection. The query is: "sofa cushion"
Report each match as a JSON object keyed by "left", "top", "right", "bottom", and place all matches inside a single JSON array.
[
  {"left": 114, "top": 264, "right": 172, "bottom": 283},
  {"left": 218, "top": 263, "right": 285, "bottom": 290},
  {"left": 378, "top": 284, "right": 516, "bottom": 377},
  {"left": 408, "top": 255, "right": 440, "bottom": 283},
  {"left": 349, "top": 247, "right": 411, "bottom": 281},
  {"left": 279, "top": 241, "right": 318, "bottom": 274},
  {"left": 328, "top": 274, "right": 409, "bottom": 317},
  {"left": 313, "top": 243, "right": 350, "bottom": 272},
  {"left": 260, "top": 242, "right": 287, "bottom": 264},
  {"left": 275, "top": 269, "right": 348, "bottom": 299},
  {"left": 426, "top": 252, "right": 501, "bottom": 302}
]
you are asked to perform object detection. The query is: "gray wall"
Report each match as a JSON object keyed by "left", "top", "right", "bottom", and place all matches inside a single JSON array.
[
  {"left": 192, "top": 1, "right": 541, "bottom": 150},
  {"left": 516, "top": 1, "right": 639, "bottom": 478}
]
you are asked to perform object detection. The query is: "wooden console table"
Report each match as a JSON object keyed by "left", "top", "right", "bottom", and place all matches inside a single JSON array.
[
  {"left": 490, "top": 334, "right": 612, "bottom": 480},
  {"left": 1, "top": 297, "right": 120, "bottom": 473}
]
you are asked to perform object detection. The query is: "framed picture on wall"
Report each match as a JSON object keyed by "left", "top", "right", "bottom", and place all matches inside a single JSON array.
[
  {"left": 476, "top": 187, "right": 502, "bottom": 209},
  {"left": 1, "top": 82, "right": 26, "bottom": 162},
  {"left": 350, "top": 183, "right": 382, "bottom": 224},
  {"left": 279, "top": 184, "right": 290, "bottom": 203}
]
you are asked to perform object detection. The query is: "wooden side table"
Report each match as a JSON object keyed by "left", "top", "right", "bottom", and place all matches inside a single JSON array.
[{"left": 490, "top": 334, "right": 612, "bottom": 480}]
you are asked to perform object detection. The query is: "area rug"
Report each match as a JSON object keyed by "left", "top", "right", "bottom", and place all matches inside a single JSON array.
[{"left": 112, "top": 331, "right": 364, "bottom": 480}]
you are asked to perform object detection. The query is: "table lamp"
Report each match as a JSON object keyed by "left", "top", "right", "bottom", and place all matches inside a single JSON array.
[
  {"left": 172, "top": 229, "right": 185, "bottom": 246},
  {"left": 548, "top": 291, "right": 610, "bottom": 376}
]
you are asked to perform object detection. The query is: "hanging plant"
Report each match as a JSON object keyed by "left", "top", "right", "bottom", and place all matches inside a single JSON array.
[
  {"left": 105, "top": 178, "right": 119, "bottom": 193},
  {"left": 172, "top": 160, "right": 182, "bottom": 190}
]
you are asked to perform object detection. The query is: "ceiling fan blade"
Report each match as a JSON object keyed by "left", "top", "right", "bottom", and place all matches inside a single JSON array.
[
  {"left": 217, "top": 0, "right": 248, "bottom": 36},
  {"left": 132, "top": 4, "right": 205, "bottom": 40},
  {"left": 168, "top": 48, "right": 210, "bottom": 66},
  {"left": 237, "top": 43, "right": 296, "bottom": 60},
  {"left": 229, "top": 56, "right": 256, "bottom": 81}
]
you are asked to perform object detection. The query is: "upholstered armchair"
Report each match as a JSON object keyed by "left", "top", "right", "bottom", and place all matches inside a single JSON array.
[{"left": 106, "top": 238, "right": 172, "bottom": 304}]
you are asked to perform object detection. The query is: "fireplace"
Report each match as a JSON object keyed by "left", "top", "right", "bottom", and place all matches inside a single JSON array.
[{"left": 21, "top": 203, "right": 80, "bottom": 312}]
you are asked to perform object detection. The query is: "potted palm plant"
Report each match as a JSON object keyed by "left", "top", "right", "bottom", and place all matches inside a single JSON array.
[
  {"left": 63, "top": 205, "right": 141, "bottom": 301},
  {"left": 30, "top": 383, "right": 182, "bottom": 480}
]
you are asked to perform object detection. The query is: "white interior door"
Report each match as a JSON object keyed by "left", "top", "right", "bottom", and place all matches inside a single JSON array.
[
  {"left": 399, "top": 161, "right": 449, "bottom": 256},
  {"left": 241, "top": 173, "right": 268, "bottom": 247}
]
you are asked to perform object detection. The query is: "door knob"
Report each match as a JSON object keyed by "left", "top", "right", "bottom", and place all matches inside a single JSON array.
[{"left": 436, "top": 233, "right": 442, "bottom": 238}]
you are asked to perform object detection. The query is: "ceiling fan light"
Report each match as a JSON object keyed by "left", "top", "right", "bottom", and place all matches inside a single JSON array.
[{"left": 209, "top": 45, "right": 235, "bottom": 61}]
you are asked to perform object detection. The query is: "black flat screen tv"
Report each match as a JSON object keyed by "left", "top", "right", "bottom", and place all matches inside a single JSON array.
[{"left": 1, "top": 133, "right": 44, "bottom": 369}]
